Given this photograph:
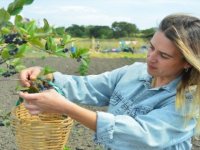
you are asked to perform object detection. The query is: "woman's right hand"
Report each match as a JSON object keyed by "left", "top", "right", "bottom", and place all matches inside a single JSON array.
[{"left": 19, "top": 66, "right": 43, "bottom": 87}]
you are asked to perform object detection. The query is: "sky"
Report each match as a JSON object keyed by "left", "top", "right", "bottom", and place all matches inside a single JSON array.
[{"left": 0, "top": 0, "right": 200, "bottom": 30}]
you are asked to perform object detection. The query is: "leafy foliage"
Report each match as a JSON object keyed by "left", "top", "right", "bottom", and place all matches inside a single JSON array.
[
  {"left": 0, "top": 0, "right": 90, "bottom": 126},
  {"left": 0, "top": 0, "right": 90, "bottom": 78}
]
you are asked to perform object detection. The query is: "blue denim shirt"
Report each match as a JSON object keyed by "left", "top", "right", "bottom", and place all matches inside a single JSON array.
[{"left": 53, "top": 62, "right": 196, "bottom": 150}]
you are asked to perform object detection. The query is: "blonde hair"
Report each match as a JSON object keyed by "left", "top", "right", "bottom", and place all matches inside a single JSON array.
[{"left": 159, "top": 13, "right": 200, "bottom": 131}]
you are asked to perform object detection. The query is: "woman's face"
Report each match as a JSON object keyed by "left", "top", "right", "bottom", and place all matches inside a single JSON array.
[{"left": 147, "top": 31, "right": 189, "bottom": 81}]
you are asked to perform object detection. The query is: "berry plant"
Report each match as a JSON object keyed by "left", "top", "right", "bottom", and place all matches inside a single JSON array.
[
  {"left": 0, "top": 0, "right": 90, "bottom": 128},
  {"left": 0, "top": 0, "right": 90, "bottom": 78}
]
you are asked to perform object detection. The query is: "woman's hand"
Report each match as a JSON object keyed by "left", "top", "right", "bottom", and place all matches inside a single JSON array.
[
  {"left": 19, "top": 89, "right": 68, "bottom": 115},
  {"left": 19, "top": 66, "right": 54, "bottom": 87},
  {"left": 19, "top": 66, "right": 43, "bottom": 87},
  {"left": 19, "top": 89, "right": 97, "bottom": 131}
]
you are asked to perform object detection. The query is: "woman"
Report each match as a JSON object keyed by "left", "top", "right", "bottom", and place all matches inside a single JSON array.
[{"left": 19, "top": 14, "right": 200, "bottom": 150}]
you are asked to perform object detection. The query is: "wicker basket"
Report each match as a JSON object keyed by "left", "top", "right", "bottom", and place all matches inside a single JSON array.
[{"left": 11, "top": 103, "right": 73, "bottom": 150}]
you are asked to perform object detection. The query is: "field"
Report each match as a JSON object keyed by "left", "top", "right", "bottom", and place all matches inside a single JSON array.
[
  {"left": 0, "top": 57, "right": 200, "bottom": 150},
  {"left": 71, "top": 38, "right": 147, "bottom": 51}
]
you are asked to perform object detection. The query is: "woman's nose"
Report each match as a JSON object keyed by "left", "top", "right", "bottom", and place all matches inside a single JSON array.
[{"left": 147, "top": 50, "right": 158, "bottom": 62}]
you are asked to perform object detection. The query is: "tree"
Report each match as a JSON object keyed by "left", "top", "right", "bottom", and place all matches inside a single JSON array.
[
  {"left": 88, "top": 25, "right": 113, "bottom": 39},
  {"left": 66, "top": 24, "right": 87, "bottom": 37},
  {"left": 140, "top": 27, "right": 156, "bottom": 39},
  {"left": 112, "top": 21, "right": 139, "bottom": 38}
]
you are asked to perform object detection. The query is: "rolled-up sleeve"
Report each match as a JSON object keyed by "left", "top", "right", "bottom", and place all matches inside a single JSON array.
[
  {"left": 53, "top": 66, "right": 129, "bottom": 106},
  {"left": 94, "top": 104, "right": 196, "bottom": 150}
]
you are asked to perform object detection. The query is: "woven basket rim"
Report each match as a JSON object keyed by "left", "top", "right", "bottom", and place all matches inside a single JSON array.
[{"left": 11, "top": 103, "right": 73, "bottom": 123}]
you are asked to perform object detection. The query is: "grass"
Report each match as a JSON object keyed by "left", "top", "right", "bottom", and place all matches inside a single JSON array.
[
  {"left": 72, "top": 37, "right": 148, "bottom": 51},
  {"left": 90, "top": 51, "right": 147, "bottom": 59}
]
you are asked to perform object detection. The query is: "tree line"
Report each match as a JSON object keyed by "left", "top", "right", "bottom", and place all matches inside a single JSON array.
[{"left": 65, "top": 21, "right": 155, "bottom": 39}]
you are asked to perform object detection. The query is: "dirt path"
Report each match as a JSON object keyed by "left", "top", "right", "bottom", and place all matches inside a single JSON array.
[{"left": 0, "top": 57, "right": 199, "bottom": 150}]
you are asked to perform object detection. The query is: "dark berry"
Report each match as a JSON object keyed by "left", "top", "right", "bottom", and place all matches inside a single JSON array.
[
  {"left": 4, "top": 37, "right": 13, "bottom": 44},
  {"left": 38, "top": 83, "right": 45, "bottom": 91},
  {"left": 10, "top": 70, "right": 17, "bottom": 75},
  {"left": 45, "top": 42, "right": 49, "bottom": 50},
  {"left": 76, "top": 56, "right": 82, "bottom": 62},
  {"left": 62, "top": 48, "right": 69, "bottom": 53},
  {"left": 8, "top": 65, "right": 15, "bottom": 70},
  {"left": 13, "top": 38, "right": 27, "bottom": 45},
  {"left": 4, "top": 33, "right": 18, "bottom": 44},
  {"left": 9, "top": 48, "right": 18, "bottom": 55},
  {"left": 2, "top": 71, "right": 11, "bottom": 77}
]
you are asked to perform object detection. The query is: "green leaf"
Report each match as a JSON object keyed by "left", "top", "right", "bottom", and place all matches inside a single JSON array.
[
  {"left": 0, "top": 68, "right": 6, "bottom": 74},
  {"left": 15, "top": 64, "right": 26, "bottom": 72},
  {"left": 54, "top": 27, "right": 65, "bottom": 36},
  {"left": 26, "top": 20, "right": 36, "bottom": 36},
  {"left": 24, "top": 0, "right": 34, "bottom": 5},
  {"left": 81, "top": 59, "right": 88, "bottom": 67},
  {"left": 1, "top": 48, "right": 10, "bottom": 59},
  {"left": 18, "top": 27, "right": 28, "bottom": 34},
  {"left": 43, "top": 18, "right": 50, "bottom": 32},
  {"left": 15, "top": 84, "right": 29, "bottom": 92},
  {"left": 29, "top": 38, "right": 44, "bottom": 48},
  {"left": 0, "top": 27, "right": 11, "bottom": 34},
  {"left": 55, "top": 51, "right": 67, "bottom": 57},
  {"left": 46, "top": 37, "right": 57, "bottom": 51},
  {"left": 61, "top": 35, "right": 72, "bottom": 45},
  {"left": 42, "top": 66, "right": 55, "bottom": 75},
  {"left": 7, "top": 0, "right": 24, "bottom": 15},
  {"left": 14, "top": 15, "right": 23, "bottom": 27},
  {"left": 0, "top": 8, "right": 10, "bottom": 25},
  {"left": 10, "top": 58, "right": 21, "bottom": 66},
  {"left": 34, "top": 33, "right": 51, "bottom": 38},
  {"left": 28, "top": 85, "right": 39, "bottom": 93},
  {"left": 15, "top": 44, "right": 27, "bottom": 57}
]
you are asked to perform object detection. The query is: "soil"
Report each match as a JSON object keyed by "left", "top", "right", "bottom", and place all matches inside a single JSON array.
[{"left": 0, "top": 57, "right": 199, "bottom": 150}]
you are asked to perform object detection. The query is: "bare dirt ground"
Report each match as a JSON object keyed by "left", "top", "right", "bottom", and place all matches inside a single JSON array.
[{"left": 0, "top": 57, "right": 199, "bottom": 150}]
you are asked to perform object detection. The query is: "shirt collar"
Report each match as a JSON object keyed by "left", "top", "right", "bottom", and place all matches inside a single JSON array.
[{"left": 139, "top": 73, "right": 182, "bottom": 93}]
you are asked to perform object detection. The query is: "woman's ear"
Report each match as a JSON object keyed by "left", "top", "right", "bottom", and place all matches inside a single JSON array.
[{"left": 184, "top": 62, "right": 192, "bottom": 70}]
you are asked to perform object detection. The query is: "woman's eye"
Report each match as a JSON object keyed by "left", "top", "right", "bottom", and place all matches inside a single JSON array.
[
  {"left": 160, "top": 53, "right": 169, "bottom": 59},
  {"left": 148, "top": 45, "right": 154, "bottom": 51}
]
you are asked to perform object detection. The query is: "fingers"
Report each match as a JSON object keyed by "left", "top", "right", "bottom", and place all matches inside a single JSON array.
[
  {"left": 23, "top": 102, "right": 41, "bottom": 115},
  {"left": 19, "top": 66, "right": 42, "bottom": 87},
  {"left": 21, "top": 92, "right": 42, "bottom": 115},
  {"left": 18, "top": 70, "right": 31, "bottom": 87},
  {"left": 19, "top": 89, "right": 59, "bottom": 115},
  {"left": 29, "top": 67, "right": 42, "bottom": 80},
  {"left": 19, "top": 92, "right": 39, "bottom": 101}
]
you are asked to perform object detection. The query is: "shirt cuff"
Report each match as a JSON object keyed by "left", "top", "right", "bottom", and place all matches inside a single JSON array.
[{"left": 94, "top": 111, "right": 115, "bottom": 145}]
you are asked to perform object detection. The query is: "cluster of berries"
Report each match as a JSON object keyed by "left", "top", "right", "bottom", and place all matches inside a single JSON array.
[
  {"left": 2, "top": 33, "right": 27, "bottom": 56},
  {"left": 1, "top": 65, "right": 17, "bottom": 77},
  {"left": 4, "top": 33, "right": 27, "bottom": 45},
  {"left": 1, "top": 70, "right": 17, "bottom": 77}
]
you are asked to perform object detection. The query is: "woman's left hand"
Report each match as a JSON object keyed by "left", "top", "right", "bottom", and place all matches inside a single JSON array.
[
  {"left": 19, "top": 89, "right": 69, "bottom": 115},
  {"left": 20, "top": 89, "right": 97, "bottom": 131}
]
